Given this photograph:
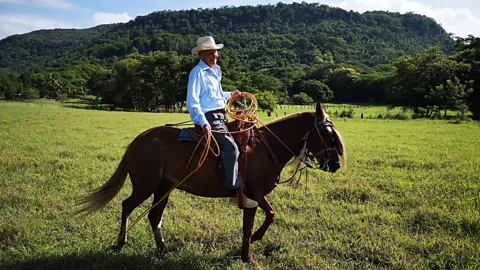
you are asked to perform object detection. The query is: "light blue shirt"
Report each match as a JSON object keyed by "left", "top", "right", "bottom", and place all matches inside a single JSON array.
[{"left": 186, "top": 60, "right": 232, "bottom": 127}]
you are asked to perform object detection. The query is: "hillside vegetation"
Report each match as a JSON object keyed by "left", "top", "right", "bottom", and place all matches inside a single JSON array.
[
  {"left": 0, "top": 3, "right": 453, "bottom": 72},
  {"left": 0, "top": 3, "right": 479, "bottom": 119}
]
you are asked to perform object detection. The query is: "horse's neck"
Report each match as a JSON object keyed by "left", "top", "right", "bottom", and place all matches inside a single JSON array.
[{"left": 260, "top": 113, "right": 313, "bottom": 168}]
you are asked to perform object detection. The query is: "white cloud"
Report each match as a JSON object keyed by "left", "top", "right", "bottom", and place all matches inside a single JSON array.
[
  {"left": 0, "top": 0, "right": 26, "bottom": 4},
  {"left": 0, "top": 11, "right": 133, "bottom": 40},
  {"left": 0, "top": 0, "right": 85, "bottom": 11},
  {"left": 326, "top": 0, "right": 480, "bottom": 37},
  {"left": 35, "top": 0, "right": 83, "bottom": 11},
  {"left": 0, "top": 14, "right": 76, "bottom": 39},
  {"left": 195, "top": 0, "right": 276, "bottom": 9},
  {"left": 429, "top": 7, "right": 480, "bottom": 38},
  {"left": 92, "top": 12, "right": 132, "bottom": 25}
]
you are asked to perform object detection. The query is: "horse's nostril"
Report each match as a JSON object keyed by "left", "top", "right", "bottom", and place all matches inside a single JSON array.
[{"left": 328, "top": 162, "right": 341, "bottom": 173}]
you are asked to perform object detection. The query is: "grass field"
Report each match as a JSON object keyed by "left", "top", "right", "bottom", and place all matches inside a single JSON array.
[{"left": 0, "top": 100, "right": 479, "bottom": 269}]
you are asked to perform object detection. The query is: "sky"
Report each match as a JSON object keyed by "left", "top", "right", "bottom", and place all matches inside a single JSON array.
[{"left": 0, "top": 0, "right": 479, "bottom": 40}]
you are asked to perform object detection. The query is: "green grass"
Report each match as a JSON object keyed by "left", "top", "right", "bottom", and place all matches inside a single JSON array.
[{"left": 1, "top": 100, "right": 479, "bottom": 269}]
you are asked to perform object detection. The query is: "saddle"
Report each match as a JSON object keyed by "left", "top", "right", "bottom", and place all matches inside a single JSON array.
[
  {"left": 180, "top": 120, "right": 253, "bottom": 150},
  {"left": 178, "top": 119, "right": 255, "bottom": 209}
]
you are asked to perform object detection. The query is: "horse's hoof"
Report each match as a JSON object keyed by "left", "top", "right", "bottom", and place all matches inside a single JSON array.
[
  {"left": 251, "top": 233, "right": 261, "bottom": 243},
  {"left": 155, "top": 248, "right": 169, "bottom": 257},
  {"left": 242, "top": 256, "right": 260, "bottom": 268},
  {"left": 110, "top": 245, "right": 122, "bottom": 253}
]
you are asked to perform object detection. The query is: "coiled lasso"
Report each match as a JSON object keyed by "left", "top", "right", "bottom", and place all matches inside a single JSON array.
[{"left": 225, "top": 91, "right": 259, "bottom": 126}]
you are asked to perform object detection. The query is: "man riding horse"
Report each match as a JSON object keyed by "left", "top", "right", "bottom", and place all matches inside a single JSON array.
[
  {"left": 77, "top": 36, "right": 346, "bottom": 267},
  {"left": 186, "top": 36, "right": 258, "bottom": 208}
]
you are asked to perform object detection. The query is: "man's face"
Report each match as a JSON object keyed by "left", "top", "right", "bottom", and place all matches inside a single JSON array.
[{"left": 199, "top": 49, "right": 218, "bottom": 68}]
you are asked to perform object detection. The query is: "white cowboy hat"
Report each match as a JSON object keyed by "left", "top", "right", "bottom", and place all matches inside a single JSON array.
[{"left": 191, "top": 36, "right": 224, "bottom": 55}]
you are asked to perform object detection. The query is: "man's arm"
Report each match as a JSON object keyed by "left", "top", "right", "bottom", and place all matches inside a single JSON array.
[
  {"left": 230, "top": 90, "right": 242, "bottom": 101},
  {"left": 186, "top": 71, "right": 209, "bottom": 128},
  {"left": 223, "top": 89, "right": 242, "bottom": 101}
]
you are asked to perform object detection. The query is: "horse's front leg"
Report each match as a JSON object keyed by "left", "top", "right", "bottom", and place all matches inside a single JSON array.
[
  {"left": 251, "top": 196, "right": 275, "bottom": 243},
  {"left": 241, "top": 207, "right": 258, "bottom": 266}
]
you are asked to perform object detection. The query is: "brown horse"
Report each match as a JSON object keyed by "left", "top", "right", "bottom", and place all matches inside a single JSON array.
[{"left": 77, "top": 103, "right": 345, "bottom": 265}]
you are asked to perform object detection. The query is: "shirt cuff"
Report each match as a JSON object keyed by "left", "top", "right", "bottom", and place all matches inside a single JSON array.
[
  {"left": 223, "top": 91, "right": 232, "bottom": 100},
  {"left": 198, "top": 116, "right": 208, "bottom": 128}
]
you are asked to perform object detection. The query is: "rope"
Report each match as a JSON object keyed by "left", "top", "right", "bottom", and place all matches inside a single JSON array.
[{"left": 225, "top": 92, "right": 259, "bottom": 125}]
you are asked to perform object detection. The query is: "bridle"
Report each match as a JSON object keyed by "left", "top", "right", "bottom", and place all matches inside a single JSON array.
[
  {"left": 258, "top": 114, "right": 339, "bottom": 177},
  {"left": 302, "top": 115, "right": 338, "bottom": 171}
]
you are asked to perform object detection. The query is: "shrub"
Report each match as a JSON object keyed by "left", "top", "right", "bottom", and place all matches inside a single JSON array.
[
  {"left": 339, "top": 108, "right": 355, "bottom": 118},
  {"left": 384, "top": 112, "right": 409, "bottom": 120}
]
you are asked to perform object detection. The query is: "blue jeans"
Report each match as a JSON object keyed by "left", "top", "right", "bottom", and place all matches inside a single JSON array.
[{"left": 205, "top": 110, "right": 242, "bottom": 190}]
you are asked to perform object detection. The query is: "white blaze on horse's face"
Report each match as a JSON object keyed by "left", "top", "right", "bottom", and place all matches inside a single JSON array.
[{"left": 308, "top": 109, "right": 341, "bottom": 173}]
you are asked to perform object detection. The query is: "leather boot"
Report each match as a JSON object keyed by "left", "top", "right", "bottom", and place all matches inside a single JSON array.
[{"left": 230, "top": 188, "right": 258, "bottom": 209}]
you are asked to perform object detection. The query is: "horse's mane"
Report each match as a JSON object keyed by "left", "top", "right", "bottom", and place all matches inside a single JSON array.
[
  {"left": 265, "top": 112, "right": 313, "bottom": 125},
  {"left": 333, "top": 129, "right": 347, "bottom": 167},
  {"left": 265, "top": 105, "right": 334, "bottom": 126}
]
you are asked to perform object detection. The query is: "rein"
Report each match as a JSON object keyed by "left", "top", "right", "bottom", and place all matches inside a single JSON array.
[
  {"left": 113, "top": 92, "right": 260, "bottom": 242},
  {"left": 116, "top": 93, "right": 334, "bottom": 242},
  {"left": 257, "top": 117, "right": 338, "bottom": 185}
]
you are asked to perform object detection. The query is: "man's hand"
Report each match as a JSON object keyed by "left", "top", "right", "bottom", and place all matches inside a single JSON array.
[
  {"left": 231, "top": 90, "right": 242, "bottom": 101},
  {"left": 202, "top": 123, "right": 211, "bottom": 136}
]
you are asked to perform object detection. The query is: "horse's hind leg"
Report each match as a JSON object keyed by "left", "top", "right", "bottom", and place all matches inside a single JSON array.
[
  {"left": 148, "top": 183, "right": 173, "bottom": 254},
  {"left": 113, "top": 184, "right": 155, "bottom": 251},
  {"left": 241, "top": 207, "right": 258, "bottom": 266},
  {"left": 251, "top": 196, "right": 275, "bottom": 243}
]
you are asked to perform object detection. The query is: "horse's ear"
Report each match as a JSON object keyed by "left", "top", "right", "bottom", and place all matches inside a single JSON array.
[{"left": 315, "top": 102, "right": 324, "bottom": 119}]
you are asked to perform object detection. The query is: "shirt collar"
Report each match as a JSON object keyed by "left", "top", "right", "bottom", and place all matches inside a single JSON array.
[{"left": 199, "top": 60, "right": 220, "bottom": 72}]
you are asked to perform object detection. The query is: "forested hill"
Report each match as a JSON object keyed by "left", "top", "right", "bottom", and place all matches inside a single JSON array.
[
  {"left": 0, "top": 25, "right": 116, "bottom": 72},
  {"left": 0, "top": 2, "right": 453, "bottom": 72}
]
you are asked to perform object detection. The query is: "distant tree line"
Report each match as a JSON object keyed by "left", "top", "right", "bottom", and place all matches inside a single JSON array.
[{"left": 1, "top": 36, "right": 479, "bottom": 119}]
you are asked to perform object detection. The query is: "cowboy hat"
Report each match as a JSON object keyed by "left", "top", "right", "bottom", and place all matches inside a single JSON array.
[{"left": 191, "top": 36, "right": 224, "bottom": 55}]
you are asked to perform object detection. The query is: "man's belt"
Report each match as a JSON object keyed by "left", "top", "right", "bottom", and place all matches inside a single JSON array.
[{"left": 206, "top": 109, "right": 226, "bottom": 114}]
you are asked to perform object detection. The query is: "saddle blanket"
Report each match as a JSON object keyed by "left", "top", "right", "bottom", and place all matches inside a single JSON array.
[{"left": 178, "top": 128, "right": 196, "bottom": 142}]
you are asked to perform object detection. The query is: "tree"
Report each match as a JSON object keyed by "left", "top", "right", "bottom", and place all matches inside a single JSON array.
[
  {"left": 256, "top": 91, "right": 277, "bottom": 116},
  {"left": 0, "top": 70, "right": 21, "bottom": 99},
  {"left": 431, "top": 77, "right": 472, "bottom": 118},
  {"left": 250, "top": 73, "right": 288, "bottom": 104},
  {"left": 46, "top": 73, "right": 70, "bottom": 100},
  {"left": 354, "top": 72, "right": 392, "bottom": 103},
  {"left": 86, "top": 70, "right": 113, "bottom": 101},
  {"left": 87, "top": 51, "right": 197, "bottom": 112},
  {"left": 325, "top": 66, "right": 359, "bottom": 102},
  {"left": 297, "top": 79, "right": 333, "bottom": 102},
  {"left": 29, "top": 73, "right": 48, "bottom": 98},
  {"left": 388, "top": 46, "right": 468, "bottom": 117},
  {"left": 452, "top": 35, "right": 480, "bottom": 119},
  {"left": 110, "top": 54, "right": 143, "bottom": 109},
  {"left": 292, "top": 92, "right": 313, "bottom": 104}
]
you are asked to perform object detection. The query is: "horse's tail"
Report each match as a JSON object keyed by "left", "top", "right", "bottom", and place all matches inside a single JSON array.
[{"left": 75, "top": 154, "right": 128, "bottom": 216}]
